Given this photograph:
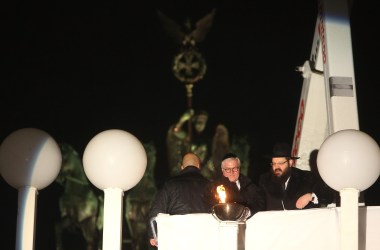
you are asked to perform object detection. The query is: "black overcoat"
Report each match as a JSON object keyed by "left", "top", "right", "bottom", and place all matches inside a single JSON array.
[
  {"left": 259, "top": 167, "right": 317, "bottom": 210},
  {"left": 147, "top": 166, "right": 212, "bottom": 238}
]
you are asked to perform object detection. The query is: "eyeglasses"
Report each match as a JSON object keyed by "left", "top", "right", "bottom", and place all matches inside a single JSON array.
[
  {"left": 270, "top": 160, "right": 288, "bottom": 167},
  {"left": 222, "top": 167, "right": 240, "bottom": 173}
]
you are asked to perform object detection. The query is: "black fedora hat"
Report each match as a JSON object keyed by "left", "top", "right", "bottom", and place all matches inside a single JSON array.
[{"left": 265, "top": 142, "right": 299, "bottom": 159}]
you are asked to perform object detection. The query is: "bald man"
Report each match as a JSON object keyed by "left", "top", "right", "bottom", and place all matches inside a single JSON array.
[{"left": 148, "top": 152, "right": 213, "bottom": 247}]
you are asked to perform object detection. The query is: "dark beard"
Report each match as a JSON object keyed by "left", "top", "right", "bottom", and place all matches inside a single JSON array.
[{"left": 271, "top": 167, "right": 292, "bottom": 185}]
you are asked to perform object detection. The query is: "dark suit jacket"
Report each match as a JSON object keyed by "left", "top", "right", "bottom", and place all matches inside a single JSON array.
[
  {"left": 148, "top": 166, "right": 213, "bottom": 238},
  {"left": 259, "top": 167, "right": 319, "bottom": 210}
]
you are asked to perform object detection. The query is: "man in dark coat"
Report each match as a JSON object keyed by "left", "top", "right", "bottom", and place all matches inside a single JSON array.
[
  {"left": 210, "top": 153, "right": 264, "bottom": 217},
  {"left": 147, "top": 152, "right": 213, "bottom": 247},
  {"left": 259, "top": 142, "right": 326, "bottom": 211}
]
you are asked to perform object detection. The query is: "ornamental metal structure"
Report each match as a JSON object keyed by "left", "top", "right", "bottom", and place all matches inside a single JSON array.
[{"left": 157, "top": 9, "right": 215, "bottom": 142}]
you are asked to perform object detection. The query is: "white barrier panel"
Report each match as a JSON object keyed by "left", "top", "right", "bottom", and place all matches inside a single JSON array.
[
  {"left": 246, "top": 208, "right": 340, "bottom": 250},
  {"left": 155, "top": 206, "right": 380, "bottom": 250},
  {"left": 155, "top": 213, "right": 220, "bottom": 250}
]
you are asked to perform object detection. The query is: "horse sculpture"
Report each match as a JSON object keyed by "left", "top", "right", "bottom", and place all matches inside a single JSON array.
[
  {"left": 55, "top": 143, "right": 103, "bottom": 250},
  {"left": 125, "top": 141, "right": 157, "bottom": 250},
  {"left": 55, "top": 142, "right": 157, "bottom": 250}
]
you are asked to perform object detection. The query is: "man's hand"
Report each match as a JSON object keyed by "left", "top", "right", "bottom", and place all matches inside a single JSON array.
[
  {"left": 296, "top": 193, "right": 313, "bottom": 209},
  {"left": 150, "top": 238, "right": 158, "bottom": 247}
]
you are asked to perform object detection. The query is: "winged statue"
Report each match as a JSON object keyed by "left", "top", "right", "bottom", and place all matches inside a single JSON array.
[
  {"left": 157, "top": 8, "right": 216, "bottom": 84},
  {"left": 156, "top": 8, "right": 216, "bottom": 46}
]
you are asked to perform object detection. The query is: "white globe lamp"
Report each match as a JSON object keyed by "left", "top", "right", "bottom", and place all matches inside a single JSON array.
[
  {"left": 0, "top": 128, "right": 62, "bottom": 250},
  {"left": 317, "top": 129, "right": 380, "bottom": 250},
  {"left": 82, "top": 129, "right": 147, "bottom": 250},
  {"left": 0, "top": 128, "right": 62, "bottom": 190},
  {"left": 317, "top": 129, "right": 380, "bottom": 191}
]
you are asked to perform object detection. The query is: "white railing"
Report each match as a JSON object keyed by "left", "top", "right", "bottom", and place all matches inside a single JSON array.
[{"left": 154, "top": 206, "right": 380, "bottom": 250}]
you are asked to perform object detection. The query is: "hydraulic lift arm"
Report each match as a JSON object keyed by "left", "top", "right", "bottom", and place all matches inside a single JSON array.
[{"left": 292, "top": 0, "right": 359, "bottom": 170}]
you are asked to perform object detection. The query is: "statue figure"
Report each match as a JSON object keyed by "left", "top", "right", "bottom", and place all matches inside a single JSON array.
[
  {"left": 230, "top": 134, "right": 250, "bottom": 176},
  {"left": 125, "top": 141, "right": 158, "bottom": 250},
  {"left": 55, "top": 143, "right": 103, "bottom": 250},
  {"left": 158, "top": 9, "right": 230, "bottom": 181},
  {"left": 55, "top": 142, "right": 158, "bottom": 250},
  {"left": 166, "top": 109, "right": 230, "bottom": 180}
]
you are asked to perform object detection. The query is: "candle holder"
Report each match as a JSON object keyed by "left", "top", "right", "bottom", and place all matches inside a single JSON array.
[{"left": 211, "top": 203, "right": 250, "bottom": 223}]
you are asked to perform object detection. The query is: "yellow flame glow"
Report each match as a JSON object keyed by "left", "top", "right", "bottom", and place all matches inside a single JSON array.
[{"left": 217, "top": 185, "right": 226, "bottom": 203}]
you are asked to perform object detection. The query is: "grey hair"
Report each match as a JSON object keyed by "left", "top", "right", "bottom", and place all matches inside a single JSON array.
[{"left": 221, "top": 156, "right": 241, "bottom": 168}]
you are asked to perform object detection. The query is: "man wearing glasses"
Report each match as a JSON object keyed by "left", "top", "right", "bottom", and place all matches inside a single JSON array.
[
  {"left": 211, "top": 153, "right": 264, "bottom": 216},
  {"left": 258, "top": 142, "right": 322, "bottom": 211}
]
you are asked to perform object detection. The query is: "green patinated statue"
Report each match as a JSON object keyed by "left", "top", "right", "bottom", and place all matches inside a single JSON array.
[{"left": 166, "top": 109, "right": 250, "bottom": 180}]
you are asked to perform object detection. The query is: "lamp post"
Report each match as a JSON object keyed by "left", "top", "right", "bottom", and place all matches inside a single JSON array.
[
  {"left": 0, "top": 128, "right": 62, "bottom": 250},
  {"left": 82, "top": 129, "right": 147, "bottom": 250},
  {"left": 317, "top": 129, "right": 380, "bottom": 250}
]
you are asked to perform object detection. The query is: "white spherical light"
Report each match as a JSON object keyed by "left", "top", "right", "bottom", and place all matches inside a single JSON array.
[
  {"left": 0, "top": 128, "right": 62, "bottom": 190},
  {"left": 82, "top": 129, "right": 147, "bottom": 191},
  {"left": 317, "top": 129, "right": 380, "bottom": 191}
]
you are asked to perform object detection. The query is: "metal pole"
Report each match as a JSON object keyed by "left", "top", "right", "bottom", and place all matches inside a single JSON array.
[{"left": 185, "top": 83, "right": 194, "bottom": 152}]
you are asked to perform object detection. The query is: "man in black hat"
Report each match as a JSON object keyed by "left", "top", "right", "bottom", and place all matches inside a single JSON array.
[
  {"left": 210, "top": 153, "right": 264, "bottom": 216},
  {"left": 258, "top": 142, "right": 321, "bottom": 211}
]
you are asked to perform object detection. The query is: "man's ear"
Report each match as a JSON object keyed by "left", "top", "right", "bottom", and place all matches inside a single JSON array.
[{"left": 289, "top": 159, "right": 294, "bottom": 166}]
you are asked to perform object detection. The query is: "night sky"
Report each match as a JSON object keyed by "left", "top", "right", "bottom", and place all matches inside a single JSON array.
[{"left": 1, "top": 0, "right": 380, "bottom": 247}]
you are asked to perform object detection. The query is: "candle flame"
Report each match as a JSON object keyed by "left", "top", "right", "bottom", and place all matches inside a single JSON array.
[{"left": 217, "top": 185, "right": 226, "bottom": 203}]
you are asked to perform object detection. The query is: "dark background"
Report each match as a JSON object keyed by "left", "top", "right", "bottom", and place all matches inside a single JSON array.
[{"left": 1, "top": 0, "right": 380, "bottom": 249}]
